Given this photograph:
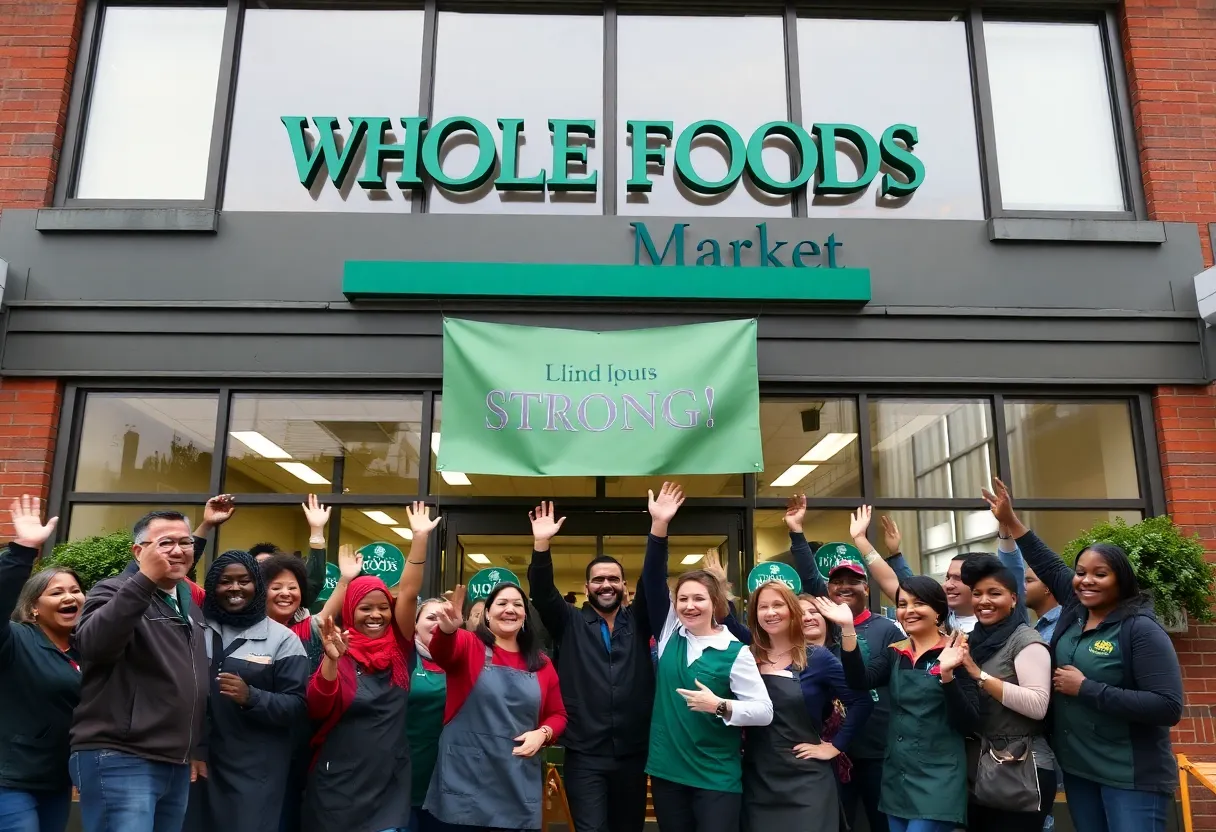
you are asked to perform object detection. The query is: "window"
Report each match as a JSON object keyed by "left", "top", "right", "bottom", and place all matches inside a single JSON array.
[
  {"left": 225, "top": 395, "right": 424, "bottom": 495},
  {"left": 797, "top": 18, "right": 983, "bottom": 219},
  {"left": 616, "top": 15, "right": 791, "bottom": 217},
  {"left": 222, "top": 9, "right": 426, "bottom": 212},
  {"left": 603, "top": 476, "right": 743, "bottom": 498},
  {"left": 74, "top": 394, "right": 217, "bottom": 493},
  {"left": 217, "top": 505, "right": 321, "bottom": 555},
  {"left": 428, "top": 13, "right": 603, "bottom": 215},
  {"left": 870, "top": 399, "right": 994, "bottom": 499},
  {"left": 759, "top": 399, "right": 860, "bottom": 497},
  {"left": 1005, "top": 401, "right": 1140, "bottom": 499},
  {"left": 67, "top": 504, "right": 200, "bottom": 542},
  {"left": 76, "top": 6, "right": 226, "bottom": 200},
  {"left": 1017, "top": 510, "right": 1143, "bottom": 554},
  {"left": 754, "top": 508, "right": 853, "bottom": 565},
  {"left": 880, "top": 509, "right": 999, "bottom": 586},
  {"left": 984, "top": 21, "right": 1125, "bottom": 213}
]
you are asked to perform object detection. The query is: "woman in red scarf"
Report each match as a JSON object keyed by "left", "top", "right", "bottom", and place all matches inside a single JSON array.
[{"left": 302, "top": 503, "right": 440, "bottom": 832}]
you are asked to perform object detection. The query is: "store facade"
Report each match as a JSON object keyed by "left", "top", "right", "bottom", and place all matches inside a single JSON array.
[{"left": 2, "top": 0, "right": 1216, "bottom": 802}]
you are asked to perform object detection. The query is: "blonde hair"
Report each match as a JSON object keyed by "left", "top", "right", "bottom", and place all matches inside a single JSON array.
[
  {"left": 748, "top": 581, "right": 808, "bottom": 671},
  {"left": 674, "top": 570, "right": 730, "bottom": 623}
]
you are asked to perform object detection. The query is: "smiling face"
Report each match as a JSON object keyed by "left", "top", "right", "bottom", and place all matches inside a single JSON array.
[
  {"left": 827, "top": 570, "right": 868, "bottom": 616},
  {"left": 675, "top": 577, "right": 715, "bottom": 635},
  {"left": 486, "top": 586, "right": 526, "bottom": 639},
  {"left": 971, "top": 576, "right": 1016, "bottom": 627},
  {"left": 415, "top": 601, "right": 443, "bottom": 648},
  {"left": 896, "top": 590, "right": 940, "bottom": 638},
  {"left": 216, "top": 564, "right": 255, "bottom": 614},
  {"left": 265, "top": 570, "right": 301, "bottom": 625},
  {"left": 1024, "top": 567, "right": 1052, "bottom": 611},
  {"left": 585, "top": 562, "right": 625, "bottom": 615},
  {"left": 135, "top": 518, "right": 195, "bottom": 583},
  {"left": 944, "top": 559, "right": 972, "bottom": 614},
  {"left": 1073, "top": 550, "right": 1120, "bottom": 612},
  {"left": 799, "top": 598, "right": 826, "bottom": 645},
  {"left": 34, "top": 572, "right": 85, "bottom": 636},
  {"left": 755, "top": 587, "right": 790, "bottom": 636},
  {"left": 353, "top": 589, "right": 392, "bottom": 639}
]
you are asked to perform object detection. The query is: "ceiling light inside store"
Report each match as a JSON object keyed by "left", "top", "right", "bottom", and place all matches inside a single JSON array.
[
  {"left": 801, "top": 433, "right": 858, "bottom": 463},
  {"left": 441, "top": 471, "right": 472, "bottom": 486},
  {"left": 230, "top": 431, "right": 291, "bottom": 459},
  {"left": 391, "top": 527, "right": 414, "bottom": 542},
  {"left": 770, "top": 464, "right": 819, "bottom": 488},
  {"left": 680, "top": 554, "right": 704, "bottom": 565},
  {"left": 362, "top": 511, "right": 398, "bottom": 525},
  {"left": 431, "top": 433, "right": 441, "bottom": 454},
  {"left": 276, "top": 462, "right": 331, "bottom": 485},
  {"left": 467, "top": 553, "right": 491, "bottom": 564}
]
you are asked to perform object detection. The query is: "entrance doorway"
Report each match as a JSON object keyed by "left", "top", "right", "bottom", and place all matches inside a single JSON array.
[{"left": 436, "top": 507, "right": 745, "bottom": 604}]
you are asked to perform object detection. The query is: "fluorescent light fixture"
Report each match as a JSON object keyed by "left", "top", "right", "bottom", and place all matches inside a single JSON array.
[
  {"left": 276, "top": 462, "right": 330, "bottom": 485},
  {"left": 230, "top": 431, "right": 291, "bottom": 460},
  {"left": 467, "top": 553, "right": 490, "bottom": 564},
  {"left": 680, "top": 554, "right": 704, "bottom": 565},
  {"left": 362, "top": 510, "right": 398, "bottom": 525},
  {"left": 391, "top": 527, "right": 414, "bottom": 542},
  {"left": 431, "top": 432, "right": 441, "bottom": 454},
  {"left": 770, "top": 463, "right": 818, "bottom": 488},
  {"left": 441, "top": 471, "right": 472, "bottom": 486},
  {"left": 801, "top": 432, "right": 858, "bottom": 463}
]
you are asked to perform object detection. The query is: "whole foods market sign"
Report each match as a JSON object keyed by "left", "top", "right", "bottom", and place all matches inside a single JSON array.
[{"left": 282, "top": 116, "right": 924, "bottom": 198}]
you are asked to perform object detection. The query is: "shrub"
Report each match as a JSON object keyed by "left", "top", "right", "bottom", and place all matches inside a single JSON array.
[
  {"left": 44, "top": 530, "right": 134, "bottom": 591},
  {"left": 1062, "top": 515, "right": 1216, "bottom": 625}
]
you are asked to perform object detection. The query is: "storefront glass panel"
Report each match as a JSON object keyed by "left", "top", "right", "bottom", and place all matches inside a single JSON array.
[
  {"left": 1005, "top": 400, "right": 1141, "bottom": 499},
  {"left": 878, "top": 508, "right": 1000, "bottom": 590},
  {"left": 870, "top": 399, "right": 995, "bottom": 499},
  {"left": 217, "top": 505, "right": 321, "bottom": 556},
  {"left": 1018, "top": 510, "right": 1143, "bottom": 556},
  {"left": 759, "top": 399, "right": 860, "bottom": 498},
  {"left": 66, "top": 503, "right": 200, "bottom": 542},
  {"left": 753, "top": 508, "right": 853, "bottom": 564},
  {"left": 603, "top": 475, "right": 743, "bottom": 498}
]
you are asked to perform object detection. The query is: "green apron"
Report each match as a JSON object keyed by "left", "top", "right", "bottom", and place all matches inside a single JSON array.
[
  {"left": 879, "top": 652, "right": 968, "bottom": 826},
  {"left": 406, "top": 658, "right": 447, "bottom": 807}
]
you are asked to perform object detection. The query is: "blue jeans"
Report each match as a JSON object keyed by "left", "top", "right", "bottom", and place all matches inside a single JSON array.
[
  {"left": 0, "top": 787, "right": 72, "bottom": 832},
  {"left": 1062, "top": 772, "right": 1169, "bottom": 832},
  {"left": 886, "top": 819, "right": 956, "bottom": 832},
  {"left": 70, "top": 750, "right": 190, "bottom": 832}
]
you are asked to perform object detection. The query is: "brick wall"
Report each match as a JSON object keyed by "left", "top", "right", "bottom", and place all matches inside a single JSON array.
[{"left": 1125, "top": 0, "right": 1216, "bottom": 825}]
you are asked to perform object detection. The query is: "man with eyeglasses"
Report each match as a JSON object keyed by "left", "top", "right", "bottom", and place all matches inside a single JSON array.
[
  {"left": 69, "top": 508, "right": 212, "bottom": 832},
  {"left": 526, "top": 502, "right": 653, "bottom": 832}
]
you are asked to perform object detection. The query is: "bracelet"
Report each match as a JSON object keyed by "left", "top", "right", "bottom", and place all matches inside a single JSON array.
[
  {"left": 864, "top": 551, "right": 882, "bottom": 565},
  {"left": 997, "top": 533, "right": 1011, "bottom": 540},
  {"left": 309, "top": 536, "right": 325, "bottom": 546},
  {"left": 841, "top": 632, "right": 857, "bottom": 640},
  {"left": 408, "top": 559, "right": 427, "bottom": 565},
  {"left": 540, "top": 725, "right": 554, "bottom": 744}
]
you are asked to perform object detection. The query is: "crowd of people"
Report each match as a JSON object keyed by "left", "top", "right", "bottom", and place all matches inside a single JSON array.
[{"left": 0, "top": 476, "right": 1185, "bottom": 832}]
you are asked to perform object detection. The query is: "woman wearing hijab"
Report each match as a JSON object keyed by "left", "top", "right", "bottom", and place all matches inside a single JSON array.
[
  {"left": 983, "top": 479, "right": 1183, "bottom": 832},
  {"left": 956, "top": 554, "right": 1054, "bottom": 831},
  {"left": 424, "top": 580, "right": 566, "bottom": 831},
  {"left": 304, "top": 502, "right": 438, "bottom": 832},
  {"left": 194, "top": 549, "right": 309, "bottom": 832},
  {"left": 817, "top": 577, "right": 980, "bottom": 832},
  {"left": 742, "top": 581, "right": 872, "bottom": 832},
  {"left": 405, "top": 598, "right": 448, "bottom": 832},
  {"left": 0, "top": 496, "right": 79, "bottom": 832}
]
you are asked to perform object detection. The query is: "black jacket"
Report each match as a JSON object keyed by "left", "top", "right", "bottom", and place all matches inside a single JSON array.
[
  {"left": 527, "top": 546, "right": 654, "bottom": 758},
  {"left": 70, "top": 561, "right": 209, "bottom": 765},
  {"left": 0, "top": 544, "right": 81, "bottom": 791}
]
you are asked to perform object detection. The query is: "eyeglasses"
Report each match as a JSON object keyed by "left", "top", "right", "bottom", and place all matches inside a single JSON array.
[{"left": 139, "top": 538, "right": 196, "bottom": 553}]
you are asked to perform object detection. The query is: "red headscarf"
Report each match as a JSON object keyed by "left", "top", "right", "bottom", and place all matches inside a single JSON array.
[{"left": 343, "top": 575, "right": 410, "bottom": 689}]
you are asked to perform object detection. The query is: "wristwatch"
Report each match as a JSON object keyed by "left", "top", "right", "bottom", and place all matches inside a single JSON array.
[
  {"left": 715, "top": 700, "right": 728, "bottom": 718},
  {"left": 979, "top": 671, "right": 992, "bottom": 684}
]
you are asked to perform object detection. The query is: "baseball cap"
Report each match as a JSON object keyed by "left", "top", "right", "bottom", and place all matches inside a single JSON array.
[{"left": 828, "top": 562, "right": 867, "bottom": 579}]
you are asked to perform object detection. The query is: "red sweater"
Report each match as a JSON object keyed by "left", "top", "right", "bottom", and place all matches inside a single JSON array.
[{"left": 429, "top": 628, "right": 567, "bottom": 739}]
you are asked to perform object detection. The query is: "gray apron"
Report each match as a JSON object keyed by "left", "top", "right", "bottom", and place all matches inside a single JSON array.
[
  {"left": 423, "top": 646, "right": 544, "bottom": 830},
  {"left": 742, "top": 672, "right": 840, "bottom": 832}
]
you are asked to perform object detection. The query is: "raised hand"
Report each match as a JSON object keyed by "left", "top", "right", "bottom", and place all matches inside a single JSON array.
[
  {"left": 784, "top": 494, "right": 807, "bottom": 533},
  {"left": 217, "top": 672, "right": 251, "bottom": 705},
  {"left": 338, "top": 544, "right": 363, "bottom": 582},
  {"left": 320, "top": 616, "right": 349, "bottom": 661},
  {"left": 136, "top": 542, "right": 174, "bottom": 585},
  {"left": 436, "top": 584, "right": 466, "bottom": 634},
  {"left": 9, "top": 495, "right": 59, "bottom": 549},
  {"left": 793, "top": 742, "right": 840, "bottom": 761},
  {"left": 849, "top": 505, "right": 873, "bottom": 542},
  {"left": 675, "top": 678, "right": 722, "bottom": 715},
  {"left": 529, "top": 502, "right": 566, "bottom": 543},
  {"left": 202, "top": 494, "right": 236, "bottom": 528},
  {"left": 937, "top": 632, "right": 967, "bottom": 674},
  {"left": 703, "top": 548, "right": 727, "bottom": 585},
  {"left": 407, "top": 501, "right": 442, "bottom": 537},
  {"left": 648, "top": 482, "right": 685, "bottom": 536},
  {"left": 880, "top": 515, "right": 902, "bottom": 555},
  {"left": 811, "top": 595, "right": 855, "bottom": 629},
  {"left": 981, "top": 477, "right": 1018, "bottom": 529},
  {"left": 302, "top": 494, "right": 331, "bottom": 531}
]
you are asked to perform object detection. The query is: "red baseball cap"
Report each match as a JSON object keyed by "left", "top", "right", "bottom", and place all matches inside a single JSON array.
[{"left": 828, "top": 562, "right": 867, "bottom": 579}]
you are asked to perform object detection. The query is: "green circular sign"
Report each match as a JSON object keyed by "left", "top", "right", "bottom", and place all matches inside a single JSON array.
[
  {"left": 315, "top": 561, "right": 341, "bottom": 603},
  {"left": 746, "top": 561, "right": 802, "bottom": 595},
  {"left": 358, "top": 542, "right": 405, "bottom": 588},
  {"left": 467, "top": 567, "right": 521, "bottom": 602},
  {"left": 816, "top": 542, "right": 866, "bottom": 580}
]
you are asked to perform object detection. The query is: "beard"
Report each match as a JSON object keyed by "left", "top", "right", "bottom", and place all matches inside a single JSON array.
[{"left": 589, "top": 588, "right": 623, "bottom": 614}]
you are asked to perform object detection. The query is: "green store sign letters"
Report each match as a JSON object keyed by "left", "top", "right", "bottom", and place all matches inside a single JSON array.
[{"left": 281, "top": 116, "right": 925, "bottom": 199}]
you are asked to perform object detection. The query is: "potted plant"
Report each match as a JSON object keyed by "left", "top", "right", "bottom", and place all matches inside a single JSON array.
[
  {"left": 1062, "top": 515, "right": 1216, "bottom": 633},
  {"left": 42, "top": 529, "right": 135, "bottom": 591}
]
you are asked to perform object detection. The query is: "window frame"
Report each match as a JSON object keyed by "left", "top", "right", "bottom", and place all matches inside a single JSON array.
[
  {"left": 49, "top": 382, "right": 1166, "bottom": 602},
  {"left": 50, "top": 0, "right": 1146, "bottom": 225}
]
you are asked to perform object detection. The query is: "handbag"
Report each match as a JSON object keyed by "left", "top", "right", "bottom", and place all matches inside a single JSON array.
[{"left": 972, "top": 735, "right": 1041, "bottom": 813}]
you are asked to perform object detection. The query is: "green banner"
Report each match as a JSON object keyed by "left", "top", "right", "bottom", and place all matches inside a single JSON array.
[{"left": 438, "top": 318, "right": 762, "bottom": 477}]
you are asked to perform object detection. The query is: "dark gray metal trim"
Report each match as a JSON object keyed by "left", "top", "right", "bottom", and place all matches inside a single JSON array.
[
  {"left": 1135, "top": 391, "right": 1168, "bottom": 517},
  {"left": 783, "top": 0, "right": 806, "bottom": 218},
  {"left": 1103, "top": 7, "right": 1145, "bottom": 220},
  {"left": 988, "top": 218, "right": 1166, "bottom": 244},
  {"left": 602, "top": 0, "right": 618, "bottom": 217},
  {"left": 414, "top": 0, "right": 439, "bottom": 215},
  {"left": 54, "top": 0, "right": 104, "bottom": 206},
  {"left": 46, "top": 383, "right": 77, "bottom": 551},
  {"left": 419, "top": 389, "right": 435, "bottom": 495},
  {"left": 205, "top": 0, "right": 246, "bottom": 210},
  {"left": 35, "top": 209, "right": 220, "bottom": 233},
  {"left": 966, "top": 7, "right": 1002, "bottom": 219},
  {"left": 208, "top": 389, "right": 231, "bottom": 497},
  {"left": 991, "top": 392, "right": 1012, "bottom": 486}
]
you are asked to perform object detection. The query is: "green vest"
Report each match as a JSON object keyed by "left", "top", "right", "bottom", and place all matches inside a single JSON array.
[
  {"left": 1053, "top": 619, "right": 1132, "bottom": 788},
  {"left": 646, "top": 631, "right": 745, "bottom": 793},
  {"left": 406, "top": 660, "right": 447, "bottom": 807}
]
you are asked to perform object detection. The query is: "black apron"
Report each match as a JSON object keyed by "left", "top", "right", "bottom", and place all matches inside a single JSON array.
[
  {"left": 742, "top": 671, "right": 839, "bottom": 832},
  {"left": 302, "top": 666, "right": 411, "bottom": 832}
]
